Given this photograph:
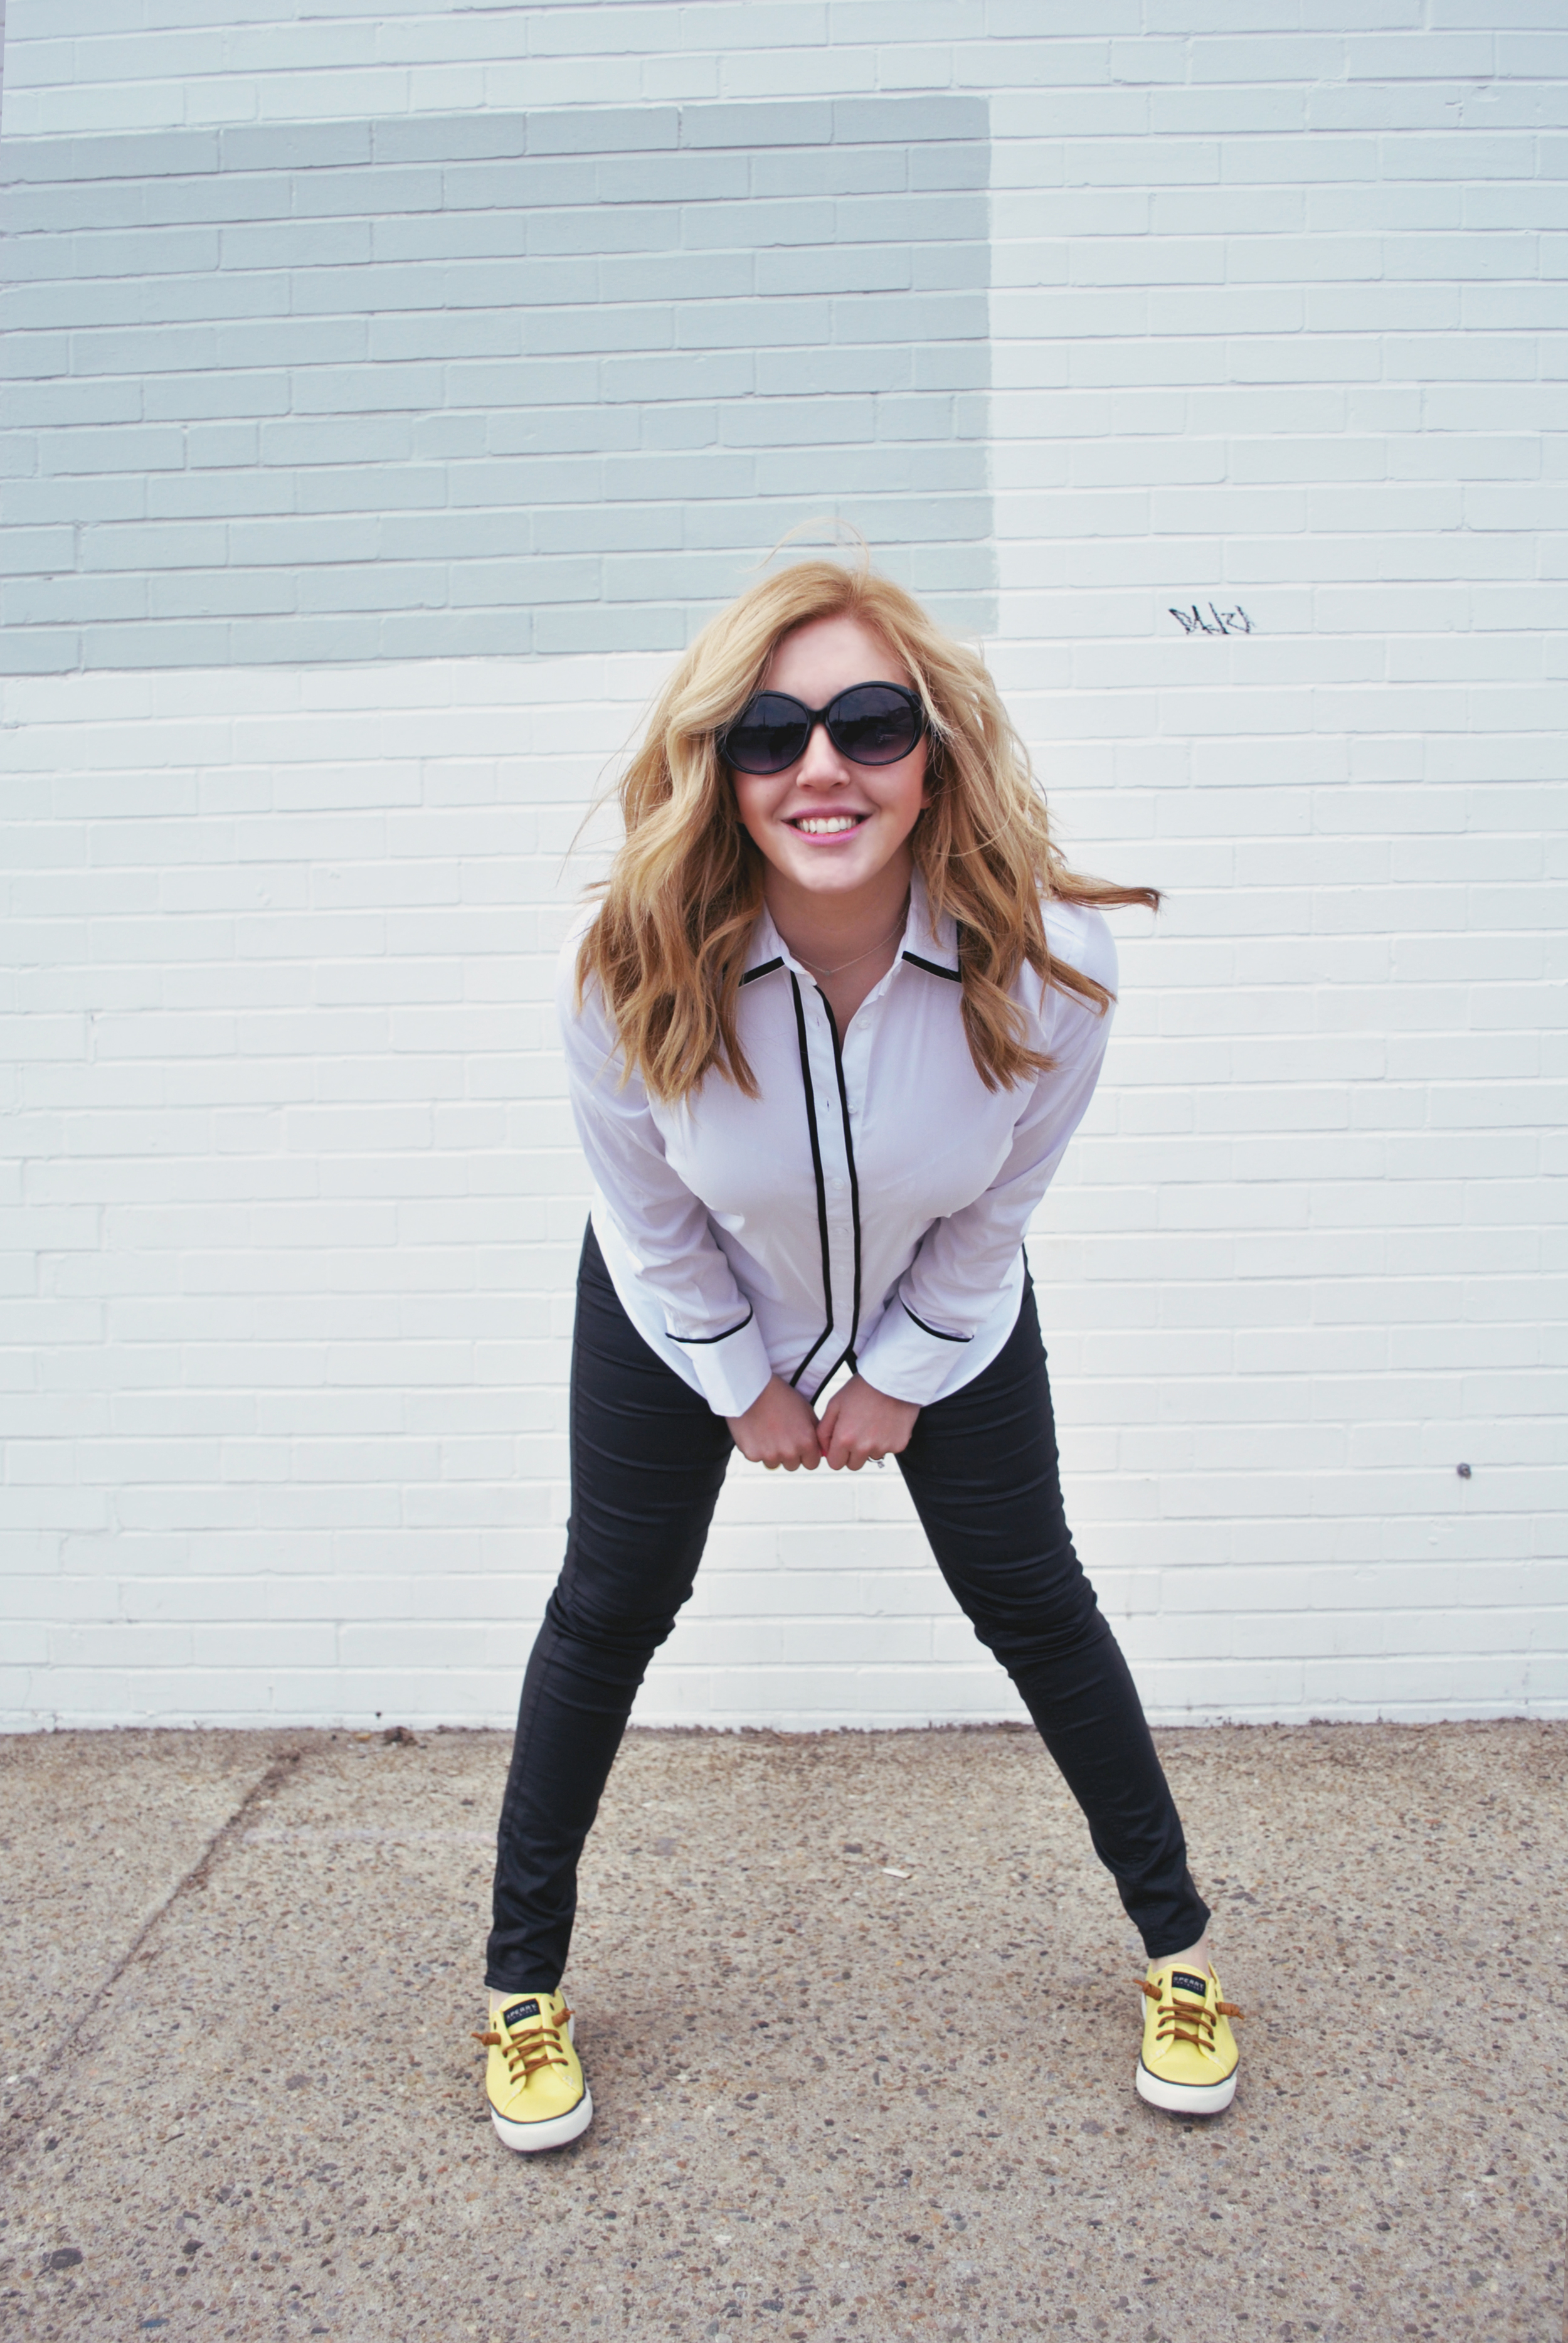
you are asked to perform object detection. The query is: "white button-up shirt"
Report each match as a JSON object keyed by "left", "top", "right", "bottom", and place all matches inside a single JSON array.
[{"left": 559, "top": 877, "right": 1116, "bottom": 1419}]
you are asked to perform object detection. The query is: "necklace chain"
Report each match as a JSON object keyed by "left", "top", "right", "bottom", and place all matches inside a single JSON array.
[{"left": 792, "top": 905, "right": 908, "bottom": 982}]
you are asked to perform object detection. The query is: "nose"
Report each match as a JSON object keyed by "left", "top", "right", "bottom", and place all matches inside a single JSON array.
[{"left": 793, "top": 714, "right": 851, "bottom": 784}]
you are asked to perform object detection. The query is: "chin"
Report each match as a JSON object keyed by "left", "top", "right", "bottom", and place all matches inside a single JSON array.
[
  {"left": 788, "top": 858, "right": 876, "bottom": 892},
  {"left": 776, "top": 834, "right": 882, "bottom": 875}
]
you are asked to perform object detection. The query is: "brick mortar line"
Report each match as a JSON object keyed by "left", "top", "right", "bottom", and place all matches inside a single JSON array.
[{"left": 0, "top": 1741, "right": 307, "bottom": 2176}]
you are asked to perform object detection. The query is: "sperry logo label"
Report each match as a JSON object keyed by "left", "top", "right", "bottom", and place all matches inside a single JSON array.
[
  {"left": 502, "top": 1999, "right": 541, "bottom": 2028},
  {"left": 1171, "top": 1972, "right": 1209, "bottom": 2000}
]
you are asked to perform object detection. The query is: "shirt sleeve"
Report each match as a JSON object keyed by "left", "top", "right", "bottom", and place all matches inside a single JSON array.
[
  {"left": 854, "top": 912, "right": 1117, "bottom": 1408},
  {"left": 558, "top": 938, "right": 773, "bottom": 1419}
]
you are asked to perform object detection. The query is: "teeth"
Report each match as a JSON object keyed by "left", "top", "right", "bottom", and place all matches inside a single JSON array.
[{"left": 794, "top": 814, "right": 861, "bottom": 835}]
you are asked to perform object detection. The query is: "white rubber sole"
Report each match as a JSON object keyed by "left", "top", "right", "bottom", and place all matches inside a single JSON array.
[
  {"left": 489, "top": 2085, "right": 593, "bottom": 2153},
  {"left": 1135, "top": 2059, "right": 1237, "bottom": 2117},
  {"left": 485, "top": 2011, "right": 593, "bottom": 2153}
]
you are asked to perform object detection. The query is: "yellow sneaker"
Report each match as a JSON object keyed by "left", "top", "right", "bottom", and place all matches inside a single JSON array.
[
  {"left": 474, "top": 1990, "right": 592, "bottom": 2152},
  {"left": 1135, "top": 1960, "right": 1242, "bottom": 2116}
]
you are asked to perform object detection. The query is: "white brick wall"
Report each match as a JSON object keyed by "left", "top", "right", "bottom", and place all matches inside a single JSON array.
[
  {"left": 11, "top": 3, "right": 985, "bottom": 139},
  {"left": 983, "top": 7, "right": 1566, "bottom": 1727},
  {"left": 4, "top": 652, "right": 1054, "bottom": 1731},
  {"left": 10, "top": 4, "right": 1568, "bottom": 142},
  {"left": 3, "top": 2, "right": 1565, "bottom": 1728}
]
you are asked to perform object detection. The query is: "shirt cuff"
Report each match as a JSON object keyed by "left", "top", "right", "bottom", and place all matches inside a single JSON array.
[
  {"left": 670, "top": 1310, "right": 773, "bottom": 1420},
  {"left": 853, "top": 1297, "right": 975, "bottom": 1408}
]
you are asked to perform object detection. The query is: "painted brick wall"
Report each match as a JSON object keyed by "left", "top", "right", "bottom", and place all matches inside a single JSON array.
[
  {"left": 982, "top": 9, "right": 1568, "bottom": 1726},
  {"left": 3, "top": 2, "right": 1564, "bottom": 1731},
  {"left": 0, "top": 97, "right": 993, "bottom": 667}
]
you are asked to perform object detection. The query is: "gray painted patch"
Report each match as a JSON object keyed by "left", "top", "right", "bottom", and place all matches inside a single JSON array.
[{"left": 1, "top": 98, "right": 993, "bottom": 671}]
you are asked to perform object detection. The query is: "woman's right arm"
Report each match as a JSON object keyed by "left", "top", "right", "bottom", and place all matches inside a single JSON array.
[
  {"left": 558, "top": 944, "right": 775, "bottom": 1422},
  {"left": 726, "top": 1376, "right": 822, "bottom": 1471}
]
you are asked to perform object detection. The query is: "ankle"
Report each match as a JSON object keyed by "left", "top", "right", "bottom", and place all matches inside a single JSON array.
[{"left": 1152, "top": 1935, "right": 1214, "bottom": 1974}]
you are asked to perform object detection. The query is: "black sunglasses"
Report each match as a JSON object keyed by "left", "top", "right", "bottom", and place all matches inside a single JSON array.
[{"left": 719, "top": 682, "right": 926, "bottom": 776}]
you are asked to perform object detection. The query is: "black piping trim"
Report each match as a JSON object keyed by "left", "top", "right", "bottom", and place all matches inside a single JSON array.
[
  {"left": 740, "top": 957, "right": 783, "bottom": 986},
  {"left": 787, "top": 970, "right": 835, "bottom": 1391},
  {"left": 902, "top": 951, "right": 961, "bottom": 982},
  {"left": 821, "top": 990, "right": 863, "bottom": 1364},
  {"left": 674, "top": 1303, "right": 755, "bottom": 1347},
  {"left": 901, "top": 1300, "right": 972, "bottom": 1344}
]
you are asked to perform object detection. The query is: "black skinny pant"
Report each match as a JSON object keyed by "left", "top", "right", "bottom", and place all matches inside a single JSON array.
[{"left": 487, "top": 1227, "right": 1209, "bottom": 1990}]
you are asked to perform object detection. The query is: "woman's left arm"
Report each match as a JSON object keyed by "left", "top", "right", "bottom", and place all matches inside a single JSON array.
[
  {"left": 852, "top": 914, "right": 1119, "bottom": 1414},
  {"left": 816, "top": 1376, "right": 920, "bottom": 1472}
]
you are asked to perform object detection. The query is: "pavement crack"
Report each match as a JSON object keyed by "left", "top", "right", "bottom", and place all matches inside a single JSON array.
[{"left": 0, "top": 1745, "right": 307, "bottom": 2170}]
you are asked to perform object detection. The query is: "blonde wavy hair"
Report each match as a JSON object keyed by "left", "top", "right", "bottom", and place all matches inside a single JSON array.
[{"left": 579, "top": 559, "right": 1158, "bottom": 1100}]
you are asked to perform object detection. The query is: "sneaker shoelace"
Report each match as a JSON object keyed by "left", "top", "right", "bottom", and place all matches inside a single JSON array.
[
  {"left": 472, "top": 2003, "right": 574, "bottom": 2087},
  {"left": 1138, "top": 1977, "right": 1244, "bottom": 2058}
]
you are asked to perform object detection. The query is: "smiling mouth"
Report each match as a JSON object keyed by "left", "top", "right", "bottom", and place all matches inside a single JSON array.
[{"left": 789, "top": 812, "right": 867, "bottom": 836}]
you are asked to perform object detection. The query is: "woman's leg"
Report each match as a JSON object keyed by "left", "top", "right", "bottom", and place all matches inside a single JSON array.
[
  {"left": 485, "top": 1226, "right": 734, "bottom": 1992},
  {"left": 894, "top": 1279, "right": 1210, "bottom": 1962}
]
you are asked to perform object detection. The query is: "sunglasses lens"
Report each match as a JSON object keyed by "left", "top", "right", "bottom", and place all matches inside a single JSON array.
[
  {"left": 723, "top": 694, "right": 810, "bottom": 774},
  {"left": 827, "top": 684, "right": 922, "bottom": 765}
]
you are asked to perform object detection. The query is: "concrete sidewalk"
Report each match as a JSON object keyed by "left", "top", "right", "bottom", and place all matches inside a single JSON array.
[{"left": 0, "top": 1723, "right": 1560, "bottom": 2342}]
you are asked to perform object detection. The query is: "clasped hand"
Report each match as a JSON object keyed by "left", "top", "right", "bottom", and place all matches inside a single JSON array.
[{"left": 726, "top": 1373, "right": 918, "bottom": 1474}]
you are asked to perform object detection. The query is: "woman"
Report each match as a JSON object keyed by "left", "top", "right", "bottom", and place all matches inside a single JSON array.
[{"left": 474, "top": 560, "right": 1241, "bottom": 2149}]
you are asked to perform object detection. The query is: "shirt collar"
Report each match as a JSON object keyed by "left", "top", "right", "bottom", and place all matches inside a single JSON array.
[
  {"left": 740, "top": 903, "right": 790, "bottom": 985},
  {"left": 898, "top": 870, "right": 960, "bottom": 977},
  {"left": 740, "top": 869, "right": 960, "bottom": 988}
]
